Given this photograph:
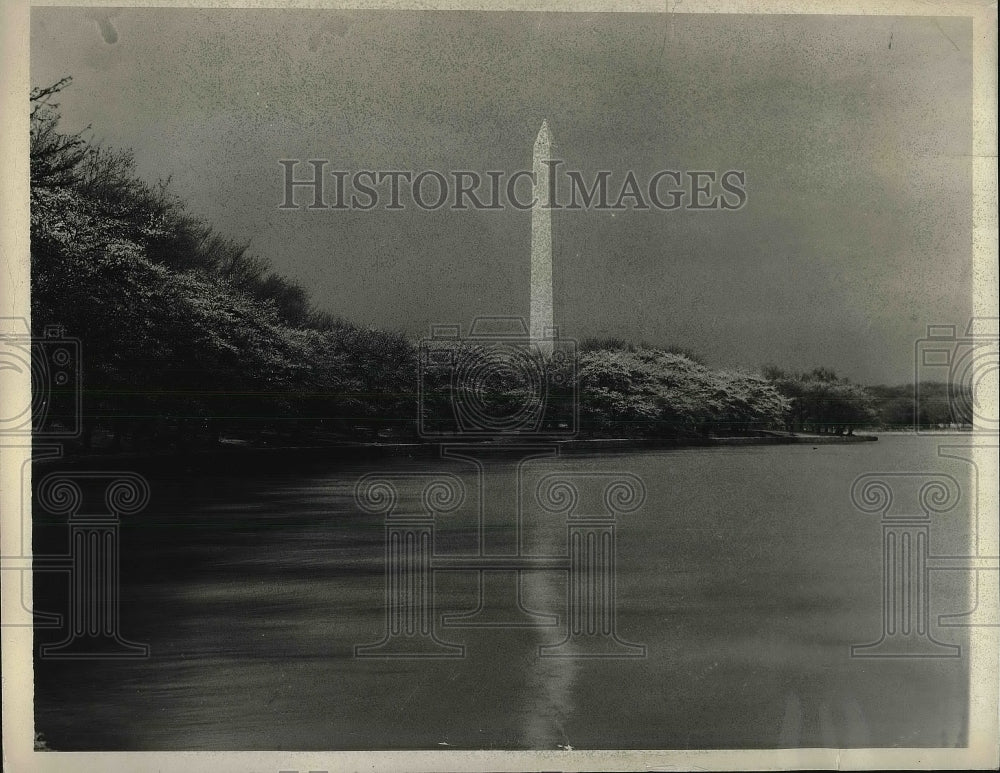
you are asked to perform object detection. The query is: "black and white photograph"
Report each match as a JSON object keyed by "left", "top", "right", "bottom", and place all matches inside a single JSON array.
[{"left": 1, "top": 1, "right": 997, "bottom": 770}]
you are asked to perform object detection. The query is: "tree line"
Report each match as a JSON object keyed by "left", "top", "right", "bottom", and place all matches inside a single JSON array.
[
  {"left": 30, "top": 80, "right": 968, "bottom": 452},
  {"left": 31, "top": 78, "right": 415, "bottom": 452}
]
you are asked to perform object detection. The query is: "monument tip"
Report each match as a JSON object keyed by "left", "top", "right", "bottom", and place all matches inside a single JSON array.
[{"left": 535, "top": 119, "right": 551, "bottom": 144}]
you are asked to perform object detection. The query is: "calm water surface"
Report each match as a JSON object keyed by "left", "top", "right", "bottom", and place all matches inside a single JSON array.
[{"left": 34, "top": 435, "right": 973, "bottom": 749}]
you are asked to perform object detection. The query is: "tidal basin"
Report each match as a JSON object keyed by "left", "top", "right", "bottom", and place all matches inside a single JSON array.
[{"left": 32, "top": 434, "right": 972, "bottom": 750}]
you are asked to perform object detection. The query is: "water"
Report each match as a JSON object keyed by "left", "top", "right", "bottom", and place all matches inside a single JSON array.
[{"left": 33, "top": 435, "right": 973, "bottom": 750}]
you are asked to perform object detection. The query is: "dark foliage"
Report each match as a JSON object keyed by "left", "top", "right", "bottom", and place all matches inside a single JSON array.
[{"left": 31, "top": 79, "right": 417, "bottom": 451}]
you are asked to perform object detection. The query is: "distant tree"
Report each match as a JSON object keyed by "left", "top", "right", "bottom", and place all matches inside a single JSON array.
[
  {"left": 807, "top": 366, "right": 840, "bottom": 383},
  {"left": 579, "top": 337, "right": 707, "bottom": 365},
  {"left": 862, "top": 382, "right": 972, "bottom": 430},
  {"left": 577, "top": 347, "right": 787, "bottom": 437},
  {"left": 765, "top": 368, "right": 877, "bottom": 434},
  {"left": 760, "top": 364, "right": 786, "bottom": 381},
  {"left": 255, "top": 274, "right": 312, "bottom": 327}
]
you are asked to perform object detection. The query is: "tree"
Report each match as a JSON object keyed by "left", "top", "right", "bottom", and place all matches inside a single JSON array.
[
  {"left": 30, "top": 78, "right": 419, "bottom": 451},
  {"left": 766, "top": 369, "right": 878, "bottom": 434},
  {"left": 577, "top": 347, "right": 788, "bottom": 437}
]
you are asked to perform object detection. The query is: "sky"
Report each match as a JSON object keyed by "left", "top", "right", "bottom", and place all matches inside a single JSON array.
[{"left": 30, "top": 8, "right": 974, "bottom": 384}]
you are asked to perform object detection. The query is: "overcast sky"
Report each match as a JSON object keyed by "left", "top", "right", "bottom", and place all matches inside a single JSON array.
[{"left": 30, "top": 8, "right": 973, "bottom": 384}]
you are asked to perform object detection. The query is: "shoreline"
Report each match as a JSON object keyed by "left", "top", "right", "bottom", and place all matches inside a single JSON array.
[{"left": 33, "top": 432, "right": 879, "bottom": 472}]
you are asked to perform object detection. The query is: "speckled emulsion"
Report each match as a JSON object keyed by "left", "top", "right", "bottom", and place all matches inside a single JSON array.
[
  {"left": 3, "top": 3, "right": 996, "bottom": 773},
  {"left": 530, "top": 119, "right": 554, "bottom": 355}
]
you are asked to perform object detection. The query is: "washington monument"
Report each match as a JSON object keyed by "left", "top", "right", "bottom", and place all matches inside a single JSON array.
[{"left": 530, "top": 119, "right": 554, "bottom": 357}]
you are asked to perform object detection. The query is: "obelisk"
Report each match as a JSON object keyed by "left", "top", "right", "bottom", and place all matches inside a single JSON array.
[{"left": 531, "top": 120, "right": 554, "bottom": 357}]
